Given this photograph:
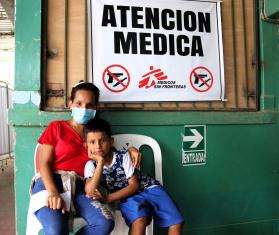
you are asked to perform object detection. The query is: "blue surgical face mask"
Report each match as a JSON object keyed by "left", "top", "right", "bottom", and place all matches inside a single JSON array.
[{"left": 71, "top": 107, "right": 96, "bottom": 124}]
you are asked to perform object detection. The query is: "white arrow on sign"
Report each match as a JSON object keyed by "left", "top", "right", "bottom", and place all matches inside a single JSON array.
[{"left": 182, "top": 129, "right": 203, "bottom": 148}]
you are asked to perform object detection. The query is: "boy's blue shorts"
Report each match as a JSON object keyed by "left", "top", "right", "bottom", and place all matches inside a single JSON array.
[{"left": 119, "top": 186, "right": 184, "bottom": 227}]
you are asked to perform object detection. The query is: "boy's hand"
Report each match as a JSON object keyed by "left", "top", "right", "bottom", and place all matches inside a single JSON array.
[
  {"left": 104, "top": 194, "right": 112, "bottom": 204},
  {"left": 86, "top": 189, "right": 103, "bottom": 200},
  {"left": 88, "top": 150, "right": 104, "bottom": 164},
  {"left": 92, "top": 189, "right": 103, "bottom": 200}
]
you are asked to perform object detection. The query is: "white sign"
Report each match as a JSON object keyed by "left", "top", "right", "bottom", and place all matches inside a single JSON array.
[{"left": 90, "top": 0, "right": 225, "bottom": 102}]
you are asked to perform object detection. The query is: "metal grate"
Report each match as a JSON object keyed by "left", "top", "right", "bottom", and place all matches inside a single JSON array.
[
  {"left": 0, "top": 3, "right": 13, "bottom": 34},
  {"left": 0, "top": 81, "right": 13, "bottom": 157},
  {"left": 43, "top": 0, "right": 258, "bottom": 111}
]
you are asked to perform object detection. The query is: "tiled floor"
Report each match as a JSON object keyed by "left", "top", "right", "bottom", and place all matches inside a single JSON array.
[{"left": 0, "top": 158, "right": 15, "bottom": 235}]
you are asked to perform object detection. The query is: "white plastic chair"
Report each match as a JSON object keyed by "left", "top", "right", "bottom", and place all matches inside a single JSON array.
[
  {"left": 111, "top": 134, "right": 163, "bottom": 235},
  {"left": 26, "top": 144, "right": 87, "bottom": 235},
  {"left": 26, "top": 134, "right": 162, "bottom": 235}
]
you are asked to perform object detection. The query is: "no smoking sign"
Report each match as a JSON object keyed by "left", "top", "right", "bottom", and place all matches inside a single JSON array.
[
  {"left": 189, "top": 66, "right": 213, "bottom": 92},
  {"left": 102, "top": 64, "right": 130, "bottom": 93}
]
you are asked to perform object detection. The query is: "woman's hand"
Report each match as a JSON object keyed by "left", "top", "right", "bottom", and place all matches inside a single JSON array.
[
  {"left": 47, "top": 192, "right": 67, "bottom": 213},
  {"left": 128, "top": 147, "right": 142, "bottom": 168},
  {"left": 40, "top": 144, "right": 66, "bottom": 213}
]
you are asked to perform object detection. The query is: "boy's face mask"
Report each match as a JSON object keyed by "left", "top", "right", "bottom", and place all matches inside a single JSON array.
[{"left": 71, "top": 107, "right": 96, "bottom": 124}]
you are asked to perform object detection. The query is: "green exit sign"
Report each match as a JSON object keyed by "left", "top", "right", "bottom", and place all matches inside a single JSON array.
[{"left": 182, "top": 125, "right": 206, "bottom": 166}]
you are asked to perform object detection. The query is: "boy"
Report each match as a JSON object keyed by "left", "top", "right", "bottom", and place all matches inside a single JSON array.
[{"left": 84, "top": 118, "right": 184, "bottom": 235}]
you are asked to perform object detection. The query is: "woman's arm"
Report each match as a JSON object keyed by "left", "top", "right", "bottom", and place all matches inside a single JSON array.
[
  {"left": 85, "top": 157, "right": 104, "bottom": 196},
  {"left": 128, "top": 147, "right": 142, "bottom": 168},
  {"left": 40, "top": 144, "right": 66, "bottom": 213},
  {"left": 105, "top": 175, "right": 139, "bottom": 203}
]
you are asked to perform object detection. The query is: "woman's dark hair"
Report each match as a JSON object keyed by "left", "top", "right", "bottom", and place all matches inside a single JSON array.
[
  {"left": 85, "top": 118, "right": 112, "bottom": 138},
  {"left": 70, "top": 81, "right": 100, "bottom": 104}
]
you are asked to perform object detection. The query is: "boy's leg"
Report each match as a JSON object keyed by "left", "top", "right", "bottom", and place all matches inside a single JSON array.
[
  {"left": 142, "top": 186, "right": 184, "bottom": 230},
  {"left": 74, "top": 193, "right": 114, "bottom": 235},
  {"left": 168, "top": 223, "right": 183, "bottom": 235},
  {"left": 130, "top": 217, "right": 150, "bottom": 235},
  {"left": 119, "top": 193, "right": 153, "bottom": 233}
]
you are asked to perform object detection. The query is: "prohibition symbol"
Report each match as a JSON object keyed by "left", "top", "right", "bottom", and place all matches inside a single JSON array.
[
  {"left": 102, "top": 64, "right": 130, "bottom": 93},
  {"left": 189, "top": 66, "right": 213, "bottom": 92}
]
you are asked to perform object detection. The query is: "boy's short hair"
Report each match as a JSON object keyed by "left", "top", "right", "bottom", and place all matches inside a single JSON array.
[{"left": 85, "top": 118, "right": 112, "bottom": 138}]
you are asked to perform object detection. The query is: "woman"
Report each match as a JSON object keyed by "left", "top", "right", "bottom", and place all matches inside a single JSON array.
[{"left": 30, "top": 82, "right": 141, "bottom": 235}]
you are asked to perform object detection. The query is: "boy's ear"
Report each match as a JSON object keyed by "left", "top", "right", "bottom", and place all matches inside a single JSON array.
[{"left": 110, "top": 137, "right": 114, "bottom": 146}]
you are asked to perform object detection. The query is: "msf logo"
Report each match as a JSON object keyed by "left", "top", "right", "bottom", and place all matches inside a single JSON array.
[{"left": 138, "top": 66, "right": 168, "bottom": 89}]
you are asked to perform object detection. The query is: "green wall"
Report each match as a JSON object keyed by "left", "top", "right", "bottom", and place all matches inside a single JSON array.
[{"left": 11, "top": 0, "right": 279, "bottom": 234}]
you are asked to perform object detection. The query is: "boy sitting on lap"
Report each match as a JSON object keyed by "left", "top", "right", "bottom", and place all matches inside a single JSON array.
[{"left": 84, "top": 118, "right": 184, "bottom": 235}]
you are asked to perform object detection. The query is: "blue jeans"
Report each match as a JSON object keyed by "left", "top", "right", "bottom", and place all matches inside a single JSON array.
[{"left": 31, "top": 174, "right": 114, "bottom": 235}]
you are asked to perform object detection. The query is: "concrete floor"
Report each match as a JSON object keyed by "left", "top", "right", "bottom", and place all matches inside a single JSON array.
[{"left": 0, "top": 158, "right": 15, "bottom": 235}]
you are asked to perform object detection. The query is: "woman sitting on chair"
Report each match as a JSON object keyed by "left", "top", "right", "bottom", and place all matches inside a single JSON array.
[{"left": 29, "top": 81, "right": 141, "bottom": 235}]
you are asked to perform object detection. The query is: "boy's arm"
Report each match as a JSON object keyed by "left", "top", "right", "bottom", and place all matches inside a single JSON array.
[
  {"left": 105, "top": 175, "right": 139, "bottom": 203},
  {"left": 84, "top": 158, "right": 105, "bottom": 196}
]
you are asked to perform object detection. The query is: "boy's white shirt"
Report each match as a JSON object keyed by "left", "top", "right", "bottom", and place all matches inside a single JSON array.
[{"left": 84, "top": 151, "right": 134, "bottom": 179}]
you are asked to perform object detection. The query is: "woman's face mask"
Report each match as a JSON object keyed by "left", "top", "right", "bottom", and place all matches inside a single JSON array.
[{"left": 71, "top": 107, "right": 96, "bottom": 124}]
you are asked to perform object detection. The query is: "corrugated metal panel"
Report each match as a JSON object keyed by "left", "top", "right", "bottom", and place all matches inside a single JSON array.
[
  {"left": 0, "top": 3, "right": 14, "bottom": 34},
  {"left": 0, "top": 0, "right": 14, "bottom": 24},
  {"left": 0, "top": 82, "right": 13, "bottom": 155},
  {"left": 0, "top": 36, "right": 15, "bottom": 87},
  {"left": 44, "top": 0, "right": 258, "bottom": 111}
]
